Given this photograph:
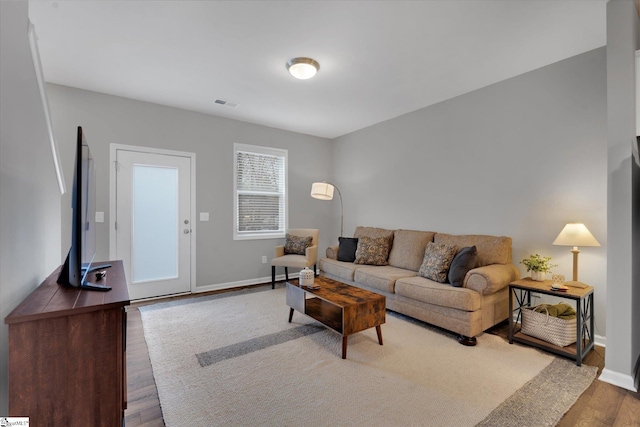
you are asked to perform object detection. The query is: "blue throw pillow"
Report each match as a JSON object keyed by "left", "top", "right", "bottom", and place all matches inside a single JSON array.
[
  {"left": 448, "top": 246, "right": 478, "bottom": 287},
  {"left": 337, "top": 237, "right": 359, "bottom": 262}
]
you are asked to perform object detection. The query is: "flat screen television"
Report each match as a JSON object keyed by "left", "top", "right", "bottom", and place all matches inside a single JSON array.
[{"left": 57, "top": 126, "right": 111, "bottom": 291}]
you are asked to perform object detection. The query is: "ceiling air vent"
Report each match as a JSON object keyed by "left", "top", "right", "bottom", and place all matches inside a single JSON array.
[{"left": 213, "top": 99, "right": 238, "bottom": 108}]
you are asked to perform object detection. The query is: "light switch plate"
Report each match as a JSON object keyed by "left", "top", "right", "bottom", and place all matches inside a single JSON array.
[
  {"left": 200, "top": 212, "right": 209, "bottom": 221},
  {"left": 95, "top": 211, "right": 105, "bottom": 223}
]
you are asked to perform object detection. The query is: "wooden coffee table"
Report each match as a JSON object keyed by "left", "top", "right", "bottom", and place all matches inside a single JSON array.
[{"left": 286, "top": 276, "right": 385, "bottom": 359}]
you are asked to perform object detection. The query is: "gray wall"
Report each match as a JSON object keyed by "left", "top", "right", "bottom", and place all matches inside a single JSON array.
[
  {"left": 0, "top": 2, "right": 62, "bottom": 414},
  {"left": 333, "top": 48, "right": 608, "bottom": 339},
  {"left": 604, "top": 0, "right": 640, "bottom": 390},
  {"left": 46, "top": 85, "right": 335, "bottom": 289}
]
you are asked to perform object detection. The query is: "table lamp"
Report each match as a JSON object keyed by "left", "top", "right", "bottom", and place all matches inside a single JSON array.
[
  {"left": 552, "top": 223, "right": 600, "bottom": 287},
  {"left": 310, "top": 181, "right": 343, "bottom": 237}
]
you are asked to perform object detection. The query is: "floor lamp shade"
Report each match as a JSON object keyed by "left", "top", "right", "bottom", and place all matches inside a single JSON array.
[
  {"left": 552, "top": 223, "right": 600, "bottom": 282},
  {"left": 310, "top": 182, "right": 334, "bottom": 200},
  {"left": 310, "top": 181, "right": 343, "bottom": 237}
]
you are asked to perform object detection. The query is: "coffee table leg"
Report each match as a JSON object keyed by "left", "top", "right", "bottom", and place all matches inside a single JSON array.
[
  {"left": 376, "top": 325, "right": 383, "bottom": 346},
  {"left": 288, "top": 308, "right": 294, "bottom": 323},
  {"left": 342, "top": 336, "right": 348, "bottom": 359}
]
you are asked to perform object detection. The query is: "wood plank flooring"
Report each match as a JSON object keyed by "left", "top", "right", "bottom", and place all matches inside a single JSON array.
[
  {"left": 487, "top": 326, "right": 640, "bottom": 427},
  {"left": 123, "top": 283, "right": 639, "bottom": 427}
]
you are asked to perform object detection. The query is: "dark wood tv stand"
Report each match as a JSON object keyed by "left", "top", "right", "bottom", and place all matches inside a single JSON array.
[{"left": 5, "top": 260, "right": 130, "bottom": 426}]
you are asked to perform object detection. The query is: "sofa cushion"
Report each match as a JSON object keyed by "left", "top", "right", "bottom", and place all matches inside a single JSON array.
[
  {"left": 395, "top": 276, "right": 482, "bottom": 312},
  {"left": 354, "top": 236, "right": 392, "bottom": 266},
  {"left": 448, "top": 246, "right": 478, "bottom": 287},
  {"left": 319, "top": 258, "right": 361, "bottom": 282},
  {"left": 387, "top": 229, "right": 436, "bottom": 271},
  {"left": 418, "top": 242, "right": 458, "bottom": 283},
  {"left": 354, "top": 226, "right": 395, "bottom": 241},
  {"left": 284, "top": 234, "right": 312, "bottom": 255},
  {"left": 434, "top": 233, "right": 512, "bottom": 266},
  {"left": 337, "top": 237, "right": 358, "bottom": 262},
  {"left": 354, "top": 266, "right": 417, "bottom": 293}
]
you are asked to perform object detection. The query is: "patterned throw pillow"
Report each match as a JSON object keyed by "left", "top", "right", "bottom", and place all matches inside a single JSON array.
[
  {"left": 419, "top": 242, "right": 458, "bottom": 283},
  {"left": 284, "top": 234, "right": 313, "bottom": 255},
  {"left": 354, "top": 236, "right": 392, "bottom": 266}
]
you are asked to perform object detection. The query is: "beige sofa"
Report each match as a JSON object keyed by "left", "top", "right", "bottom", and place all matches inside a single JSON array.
[{"left": 319, "top": 227, "right": 520, "bottom": 345}]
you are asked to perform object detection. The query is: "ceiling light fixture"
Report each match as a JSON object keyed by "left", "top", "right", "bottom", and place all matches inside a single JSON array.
[{"left": 286, "top": 57, "right": 320, "bottom": 80}]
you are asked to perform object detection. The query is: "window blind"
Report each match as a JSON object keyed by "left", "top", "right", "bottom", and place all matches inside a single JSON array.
[{"left": 234, "top": 145, "right": 287, "bottom": 239}]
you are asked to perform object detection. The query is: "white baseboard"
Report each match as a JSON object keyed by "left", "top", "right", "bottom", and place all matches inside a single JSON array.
[
  {"left": 194, "top": 274, "right": 286, "bottom": 293},
  {"left": 598, "top": 368, "right": 639, "bottom": 392}
]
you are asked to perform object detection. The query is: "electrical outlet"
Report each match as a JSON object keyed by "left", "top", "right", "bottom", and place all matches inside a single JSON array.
[{"left": 262, "top": 256, "right": 267, "bottom": 264}]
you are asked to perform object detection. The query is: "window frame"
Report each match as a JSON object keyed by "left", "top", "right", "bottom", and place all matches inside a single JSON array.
[{"left": 233, "top": 143, "right": 288, "bottom": 240}]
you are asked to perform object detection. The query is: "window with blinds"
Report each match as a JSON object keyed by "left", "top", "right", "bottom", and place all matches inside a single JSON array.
[{"left": 233, "top": 143, "right": 288, "bottom": 240}]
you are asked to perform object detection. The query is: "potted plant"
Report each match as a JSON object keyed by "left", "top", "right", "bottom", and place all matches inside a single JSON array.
[{"left": 520, "top": 254, "right": 557, "bottom": 281}]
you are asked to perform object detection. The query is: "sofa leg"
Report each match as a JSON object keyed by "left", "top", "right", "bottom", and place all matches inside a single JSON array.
[
  {"left": 285, "top": 267, "right": 289, "bottom": 281},
  {"left": 458, "top": 335, "right": 477, "bottom": 346},
  {"left": 271, "top": 266, "right": 276, "bottom": 289}
]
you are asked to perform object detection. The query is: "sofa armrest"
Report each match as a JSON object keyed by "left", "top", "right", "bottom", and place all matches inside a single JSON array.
[
  {"left": 274, "top": 245, "right": 284, "bottom": 258},
  {"left": 305, "top": 245, "right": 318, "bottom": 264},
  {"left": 465, "top": 263, "right": 520, "bottom": 295},
  {"left": 326, "top": 245, "right": 339, "bottom": 260}
]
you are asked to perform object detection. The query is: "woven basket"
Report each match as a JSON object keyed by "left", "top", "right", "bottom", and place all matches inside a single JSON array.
[{"left": 521, "top": 305, "right": 576, "bottom": 347}]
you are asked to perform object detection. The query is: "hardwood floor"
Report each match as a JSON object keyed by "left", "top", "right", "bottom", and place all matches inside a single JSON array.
[
  {"left": 123, "top": 283, "right": 639, "bottom": 427},
  {"left": 487, "top": 324, "right": 640, "bottom": 427},
  {"left": 124, "top": 304, "right": 164, "bottom": 427}
]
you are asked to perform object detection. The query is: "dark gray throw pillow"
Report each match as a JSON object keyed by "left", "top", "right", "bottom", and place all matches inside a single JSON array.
[
  {"left": 448, "top": 246, "right": 478, "bottom": 287},
  {"left": 337, "top": 237, "right": 359, "bottom": 262}
]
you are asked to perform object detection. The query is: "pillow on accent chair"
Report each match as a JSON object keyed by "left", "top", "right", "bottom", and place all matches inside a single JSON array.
[
  {"left": 337, "top": 237, "right": 359, "bottom": 262},
  {"left": 284, "top": 234, "right": 313, "bottom": 255},
  {"left": 354, "top": 236, "right": 392, "bottom": 266},
  {"left": 418, "top": 242, "right": 458, "bottom": 283},
  {"left": 448, "top": 246, "right": 478, "bottom": 287}
]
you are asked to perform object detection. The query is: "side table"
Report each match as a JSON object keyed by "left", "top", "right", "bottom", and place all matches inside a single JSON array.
[{"left": 508, "top": 278, "right": 594, "bottom": 366}]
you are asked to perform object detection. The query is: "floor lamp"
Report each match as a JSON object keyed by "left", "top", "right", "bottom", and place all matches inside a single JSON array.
[
  {"left": 552, "top": 223, "right": 600, "bottom": 288},
  {"left": 310, "top": 181, "right": 343, "bottom": 237}
]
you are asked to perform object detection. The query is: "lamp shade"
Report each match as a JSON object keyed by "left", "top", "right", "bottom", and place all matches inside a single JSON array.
[
  {"left": 553, "top": 223, "right": 600, "bottom": 247},
  {"left": 310, "top": 182, "right": 334, "bottom": 200}
]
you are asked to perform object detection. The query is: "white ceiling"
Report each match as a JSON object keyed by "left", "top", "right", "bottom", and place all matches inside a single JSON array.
[{"left": 28, "top": 1, "right": 607, "bottom": 139}]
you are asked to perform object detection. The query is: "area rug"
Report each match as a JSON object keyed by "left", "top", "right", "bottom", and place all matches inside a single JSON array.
[{"left": 139, "top": 286, "right": 597, "bottom": 427}]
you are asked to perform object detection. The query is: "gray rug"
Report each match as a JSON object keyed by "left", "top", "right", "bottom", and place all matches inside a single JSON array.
[{"left": 140, "top": 286, "right": 597, "bottom": 427}]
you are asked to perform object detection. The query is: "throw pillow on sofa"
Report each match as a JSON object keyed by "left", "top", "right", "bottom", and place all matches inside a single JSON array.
[
  {"left": 419, "top": 242, "right": 458, "bottom": 283},
  {"left": 448, "top": 245, "right": 478, "bottom": 287},
  {"left": 284, "top": 234, "right": 313, "bottom": 255},
  {"left": 337, "top": 237, "right": 359, "bottom": 262},
  {"left": 354, "top": 236, "right": 392, "bottom": 266}
]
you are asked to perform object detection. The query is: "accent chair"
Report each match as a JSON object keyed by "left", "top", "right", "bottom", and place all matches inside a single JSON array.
[{"left": 271, "top": 228, "right": 319, "bottom": 289}]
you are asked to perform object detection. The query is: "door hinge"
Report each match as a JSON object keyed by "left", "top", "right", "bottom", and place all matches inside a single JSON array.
[{"left": 114, "top": 160, "right": 120, "bottom": 172}]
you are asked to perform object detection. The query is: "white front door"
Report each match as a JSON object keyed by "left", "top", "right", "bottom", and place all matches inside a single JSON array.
[{"left": 111, "top": 145, "right": 195, "bottom": 300}]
